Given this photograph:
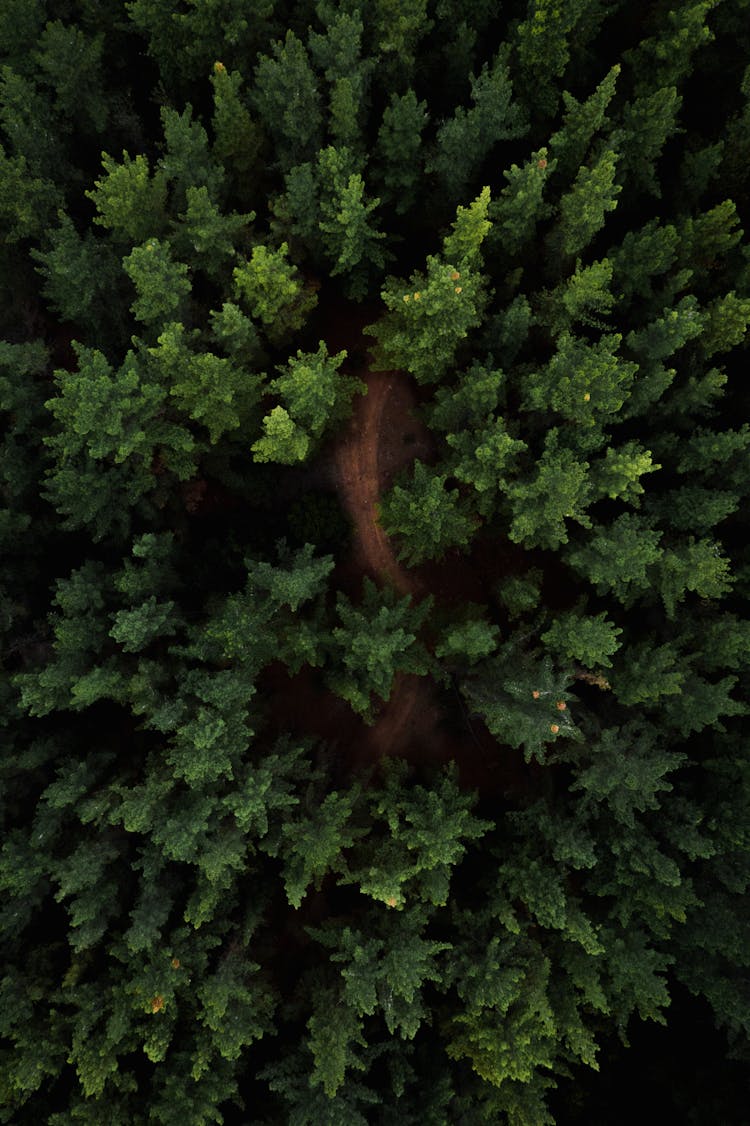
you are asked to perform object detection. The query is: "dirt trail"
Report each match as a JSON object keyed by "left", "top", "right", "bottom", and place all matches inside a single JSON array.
[
  {"left": 327, "top": 316, "right": 439, "bottom": 761},
  {"left": 333, "top": 369, "right": 420, "bottom": 597}
]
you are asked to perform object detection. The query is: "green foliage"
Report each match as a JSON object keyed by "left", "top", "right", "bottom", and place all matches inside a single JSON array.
[
  {"left": 514, "top": 0, "right": 611, "bottom": 119},
  {"left": 122, "top": 239, "right": 191, "bottom": 326},
  {"left": 281, "top": 145, "right": 388, "bottom": 298},
  {"left": 541, "top": 256, "right": 616, "bottom": 334},
  {"left": 542, "top": 608, "right": 623, "bottom": 669},
  {"left": 624, "top": 1, "right": 719, "bottom": 96},
  {"left": 172, "top": 186, "right": 254, "bottom": 279},
  {"left": 3, "top": 5, "right": 750, "bottom": 1121},
  {"left": 273, "top": 787, "right": 363, "bottom": 908},
  {"left": 552, "top": 147, "right": 622, "bottom": 260},
  {"left": 147, "top": 322, "right": 262, "bottom": 444},
  {"left": 426, "top": 50, "right": 528, "bottom": 196},
  {"left": 210, "top": 62, "right": 263, "bottom": 202},
  {"left": 590, "top": 440, "right": 660, "bottom": 503},
  {"left": 367, "top": 188, "right": 492, "bottom": 382},
  {"left": 654, "top": 537, "right": 733, "bottom": 618},
  {"left": 522, "top": 331, "right": 637, "bottom": 426},
  {"left": 462, "top": 641, "right": 578, "bottom": 762},
  {"left": 615, "top": 86, "right": 683, "bottom": 198},
  {"left": 31, "top": 211, "right": 123, "bottom": 336},
  {"left": 611, "top": 217, "right": 680, "bottom": 307},
  {"left": 564, "top": 513, "right": 664, "bottom": 605},
  {"left": 435, "top": 615, "right": 500, "bottom": 666},
  {"left": 373, "top": 90, "right": 429, "bottom": 215},
  {"left": 370, "top": 0, "right": 433, "bottom": 77},
  {"left": 233, "top": 240, "right": 317, "bottom": 343},
  {"left": 487, "top": 148, "right": 553, "bottom": 260},
  {"left": 380, "top": 461, "right": 477, "bottom": 565},
  {"left": 343, "top": 760, "right": 490, "bottom": 907},
  {"left": 251, "top": 405, "right": 310, "bottom": 464},
  {"left": 252, "top": 31, "right": 323, "bottom": 172},
  {"left": 309, "top": 904, "right": 451, "bottom": 1041},
  {"left": 158, "top": 104, "right": 224, "bottom": 212},
  {"left": 328, "top": 581, "right": 432, "bottom": 721},
  {"left": 507, "top": 434, "right": 592, "bottom": 549},
  {"left": 548, "top": 64, "right": 621, "bottom": 182},
  {"left": 0, "top": 144, "right": 60, "bottom": 242},
  {"left": 87, "top": 151, "right": 169, "bottom": 244},
  {"left": 266, "top": 342, "right": 362, "bottom": 445},
  {"left": 309, "top": 8, "right": 372, "bottom": 154}
]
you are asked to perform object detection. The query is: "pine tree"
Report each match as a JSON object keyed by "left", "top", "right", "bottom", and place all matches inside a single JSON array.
[
  {"left": 548, "top": 64, "right": 621, "bottom": 183},
  {"left": 372, "top": 90, "right": 429, "bottom": 216},
  {"left": 369, "top": 0, "right": 433, "bottom": 81},
  {"left": 513, "top": 0, "right": 613, "bottom": 120},
  {"left": 265, "top": 341, "right": 363, "bottom": 446},
  {"left": 522, "top": 331, "right": 637, "bottom": 427},
  {"left": 281, "top": 145, "right": 389, "bottom": 299},
  {"left": 486, "top": 148, "right": 554, "bottom": 261},
  {"left": 233, "top": 240, "right": 317, "bottom": 344},
  {"left": 549, "top": 147, "right": 622, "bottom": 263},
  {"left": 42, "top": 344, "right": 196, "bottom": 539},
  {"left": 328, "top": 581, "right": 432, "bottom": 721},
  {"left": 367, "top": 187, "right": 492, "bottom": 382},
  {"left": 506, "top": 433, "right": 592, "bottom": 550},
  {"left": 379, "top": 461, "right": 478, "bottom": 565},
  {"left": 308, "top": 7, "right": 373, "bottom": 155},
  {"left": 462, "top": 639, "right": 578, "bottom": 763},
  {"left": 251, "top": 31, "right": 323, "bottom": 172},
  {"left": 86, "top": 151, "right": 169, "bottom": 246},
  {"left": 209, "top": 61, "right": 264, "bottom": 205},
  {"left": 147, "top": 322, "right": 263, "bottom": 444},
  {"left": 542, "top": 607, "right": 623, "bottom": 670},
  {"left": 614, "top": 85, "right": 683, "bottom": 198},
  {"left": 564, "top": 513, "right": 664, "bottom": 605},
  {"left": 122, "top": 239, "right": 191, "bottom": 327},
  {"left": 31, "top": 211, "right": 125, "bottom": 340},
  {"left": 426, "top": 49, "right": 528, "bottom": 198},
  {"left": 624, "top": 1, "right": 720, "bottom": 97}
]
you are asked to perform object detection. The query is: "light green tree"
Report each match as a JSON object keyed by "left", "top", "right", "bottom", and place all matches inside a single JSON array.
[
  {"left": 233, "top": 241, "right": 316, "bottom": 343},
  {"left": 542, "top": 608, "right": 623, "bottom": 670},
  {"left": 507, "top": 435, "right": 592, "bottom": 549},
  {"left": 367, "top": 187, "right": 492, "bottom": 383}
]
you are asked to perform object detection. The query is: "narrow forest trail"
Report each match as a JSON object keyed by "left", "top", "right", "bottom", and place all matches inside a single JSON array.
[
  {"left": 263, "top": 296, "right": 519, "bottom": 790},
  {"left": 333, "top": 368, "right": 421, "bottom": 597},
  {"left": 323, "top": 302, "right": 443, "bottom": 763}
]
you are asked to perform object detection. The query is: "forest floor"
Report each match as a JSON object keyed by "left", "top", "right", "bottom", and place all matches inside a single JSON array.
[
  {"left": 262, "top": 293, "right": 526, "bottom": 793},
  {"left": 326, "top": 300, "right": 443, "bottom": 768}
]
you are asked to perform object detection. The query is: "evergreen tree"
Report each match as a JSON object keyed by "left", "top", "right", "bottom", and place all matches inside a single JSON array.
[
  {"left": 328, "top": 581, "right": 432, "bottom": 721},
  {"left": 379, "top": 461, "right": 478, "bottom": 565},
  {"left": 252, "top": 31, "right": 324, "bottom": 172},
  {"left": 548, "top": 147, "right": 622, "bottom": 263},
  {"left": 367, "top": 187, "right": 492, "bottom": 382},
  {"left": 373, "top": 90, "right": 429, "bottom": 216},
  {"left": 3, "top": 5, "right": 750, "bottom": 1121},
  {"left": 548, "top": 64, "right": 621, "bottom": 184},
  {"left": 426, "top": 49, "right": 528, "bottom": 198}
]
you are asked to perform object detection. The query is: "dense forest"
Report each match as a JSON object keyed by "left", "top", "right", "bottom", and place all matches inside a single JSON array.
[{"left": 2, "top": 0, "right": 750, "bottom": 1122}]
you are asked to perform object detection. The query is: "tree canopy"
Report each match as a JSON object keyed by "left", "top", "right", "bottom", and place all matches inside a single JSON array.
[{"left": 1, "top": 2, "right": 750, "bottom": 1123}]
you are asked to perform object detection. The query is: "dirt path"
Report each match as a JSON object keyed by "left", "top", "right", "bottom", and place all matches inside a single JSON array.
[
  {"left": 327, "top": 314, "right": 439, "bottom": 760},
  {"left": 333, "top": 369, "right": 420, "bottom": 597}
]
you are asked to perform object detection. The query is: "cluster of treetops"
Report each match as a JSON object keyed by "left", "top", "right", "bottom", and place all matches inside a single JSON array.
[{"left": 1, "top": 0, "right": 750, "bottom": 1122}]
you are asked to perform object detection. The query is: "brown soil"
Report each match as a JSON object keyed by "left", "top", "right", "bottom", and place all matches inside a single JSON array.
[{"left": 332, "top": 368, "right": 431, "bottom": 596}]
